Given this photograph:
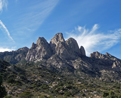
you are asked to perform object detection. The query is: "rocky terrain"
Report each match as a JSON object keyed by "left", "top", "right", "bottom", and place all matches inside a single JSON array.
[
  {"left": 1, "top": 33, "right": 121, "bottom": 77},
  {"left": 1, "top": 33, "right": 121, "bottom": 98}
]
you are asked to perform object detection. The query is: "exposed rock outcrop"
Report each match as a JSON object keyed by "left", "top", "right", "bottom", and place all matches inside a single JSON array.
[
  {"left": 16, "top": 47, "right": 29, "bottom": 53},
  {"left": 49, "top": 33, "right": 83, "bottom": 60},
  {"left": 80, "top": 46, "right": 86, "bottom": 56},
  {"left": 112, "top": 61, "right": 121, "bottom": 71},
  {"left": 50, "top": 33, "right": 65, "bottom": 53},
  {"left": 1, "top": 32, "right": 121, "bottom": 82},
  {"left": 90, "top": 51, "right": 106, "bottom": 59},
  {"left": 15, "top": 47, "right": 29, "bottom": 61},
  {"left": 31, "top": 43, "right": 36, "bottom": 49},
  {"left": 26, "top": 37, "right": 52, "bottom": 62},
  {"left": 66, "top": 38, "right": 81, "bottom": 55},
  {"left": 0, "top": 33, "right": 87, "bottom": 64}
]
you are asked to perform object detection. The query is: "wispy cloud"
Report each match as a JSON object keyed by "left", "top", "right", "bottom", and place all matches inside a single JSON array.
[
  {"left": 0, "top": 20, "right": 14, "bottom": 41},
  {"left": 13, "top": 0, "right": 59, "bottom": 37},
  {"left": 0, "top": 0, "right": 8, "bottom": 12},
  {"left": 66, "top": 24, "right": 121, "bottom": 55}
]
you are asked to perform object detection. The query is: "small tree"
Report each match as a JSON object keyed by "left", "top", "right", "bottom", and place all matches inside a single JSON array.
[{"left": 0, "top": 75, "right": 7, "bottom": 98}]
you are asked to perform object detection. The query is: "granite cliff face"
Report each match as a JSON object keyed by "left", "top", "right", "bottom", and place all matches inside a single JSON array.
[
  {"left": 26, "top": 37, "right": 52, "bottom": 62},
  {"left": 25, "top": 33, "right": 85, "bottom": 62},
  {"left": 0, "top": 33, "right": 86, "bottom": 63},
  {"left": 50, "top": 33, "right": 65, "bottom": 53}
]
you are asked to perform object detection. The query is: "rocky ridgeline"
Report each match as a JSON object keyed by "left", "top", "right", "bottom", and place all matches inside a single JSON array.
[
  {"left": 90, "top": 51, "right": 121, "bottom": 71},
  {"left": 0, "top": 33, "right": 86, "bottom": 64},
  {"left": 1, "top": 33, "right": 121, "bottom": 77}
]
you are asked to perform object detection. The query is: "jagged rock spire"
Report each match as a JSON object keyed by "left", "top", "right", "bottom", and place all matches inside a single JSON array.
[
  {"left": 80, "top": 46, "right": 86, "bottom": 56},
  {"left": 50, "top": 33, "right": 65, "bottom": 53},
  {"left": 36, "top": 37, "right": 48, "bottom": 46},
  {"left": 50, "top": 33, "right": 65, "bottom": 44},
  {"left": 31, "top": 42, "right": 36, "bottom": 49},
  {"left": 26, "top": 37, "right": 52, "bottom": 62}
]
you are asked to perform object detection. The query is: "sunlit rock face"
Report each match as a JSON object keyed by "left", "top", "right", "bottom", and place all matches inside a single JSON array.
[
  {"left": 26, "top": 37, "right": 52, "bottom": 62},
  {"left": 0, "top": 33, "right": 87, "bottom": 66}
]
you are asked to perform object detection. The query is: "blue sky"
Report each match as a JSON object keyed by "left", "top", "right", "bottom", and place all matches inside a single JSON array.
[{"left": 0, "top": 0, "right": 121, "bottom": 58}]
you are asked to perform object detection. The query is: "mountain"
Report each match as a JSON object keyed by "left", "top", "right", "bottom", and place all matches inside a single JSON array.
[
  {"left": 1, "top": 33, "right": 121, "bottom": 79},
  {"left": 1, "top": 33, "right": 121, "bottom": 78},
  {"left": 1, "top": 33, "right": 121, "bottom": 97}
]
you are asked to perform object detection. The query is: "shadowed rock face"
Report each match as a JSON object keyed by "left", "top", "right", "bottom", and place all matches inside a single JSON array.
[
  {"left": 66, "top": 38, "right": 80, "bottom": 54},
  {"left": 80, "top": 46, "right": 86, "bottom": 56},
  {"left": 31, "top": 43, "right": 36, "bottom": 49}
]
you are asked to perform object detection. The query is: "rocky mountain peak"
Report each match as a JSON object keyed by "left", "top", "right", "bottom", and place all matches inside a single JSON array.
[
  {"left": 90, "top": 51, "right": 119, "bottom": 62},
  {"left": 16, "top": 47, "right": 29, "bottom": 52},
  {"left": 26, "top": 37, "right": 52, "bottom": 62},
  {"left": 105, "top": 52, "right": 112, "bottom": 57},
  {"left": 0, "top": 33, "right": 87, "bottom": 63},
  {"left": 90, "top": 51, "right": 105, "bottom": 59},
  {"left": 50, "top": 33, "right": 65, "bottom": 53},
  {"left": 66, "top": 38, "right": 80, "bottom": 54},
  {"left": 36, "top": 37, "right": 48, "bottom": 46},
  {"left": 50, "top": 33, "right": 65, "bottom": 44},
  {"left": 80, "top": 46, "right": 86, "bottom": 56},
  {"left": 31, "top": 42, "right": 36, "bottom": 49}
]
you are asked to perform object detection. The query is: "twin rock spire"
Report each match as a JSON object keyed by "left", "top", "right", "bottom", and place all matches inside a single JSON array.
[{"left": 26, "top": 33, "right": 86, "bottom": 62}]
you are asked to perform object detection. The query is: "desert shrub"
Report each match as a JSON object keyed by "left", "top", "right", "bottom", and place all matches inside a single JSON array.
[
  {"left": 38, "top": 95, "right": 48, "bottom": 98},
  {"left": 19, "top": 91, "right": 33, "bottom": 98},
  {"left": 40, "top": 84, "right": 49, "bottom": 89},
  {"left": 6, "top": 79, "right": 15, "bottom": 84},
  {"left": 64, "top": 91, "right": 72, "bottom": 97},
  {"left": 103, "top": 92, "right": 109, "bottom": 97},
  {"left": 4, "top": 95, "right": 12, "bottom": 98}
]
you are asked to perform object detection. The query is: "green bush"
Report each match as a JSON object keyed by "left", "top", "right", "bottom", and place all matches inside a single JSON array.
[
  {"left": 18, "top": 91, "right": 33, "bottom": 98},
  {"left": 64, "top": 91, "right": 72, "bottom": 97},
  {"left": 103, "top": 92, "right": 109, "bottom": 97},
  {"left": 4, "top": 95, "right": 12, "bottom": 98},
  {"left": 6, "top": 79, "right": 15, "bottom": 84},
  {"left": 40, "top": 84, "right": 49, "bottom": 89}
]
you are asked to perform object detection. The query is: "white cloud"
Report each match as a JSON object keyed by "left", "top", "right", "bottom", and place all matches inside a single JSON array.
[
  {"left": 0, "top": 0, "right": 8, "bottom": 12},
  {"left": 0, "top": 47, "right": 14, "bottom": 52},
  {"left": 66, "top": 24, "right": 121, "bottom": 55},
  {"left": 0, "top": 20, "right": 14, "bottom": 42}
]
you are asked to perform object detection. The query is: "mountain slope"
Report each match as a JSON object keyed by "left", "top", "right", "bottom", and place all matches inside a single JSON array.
[
  {"left": 0, "top": 33, "right": 121, "bottom": 79},
  {"left": 1, "top": 33, "right": 121, "bottom": 97}
]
